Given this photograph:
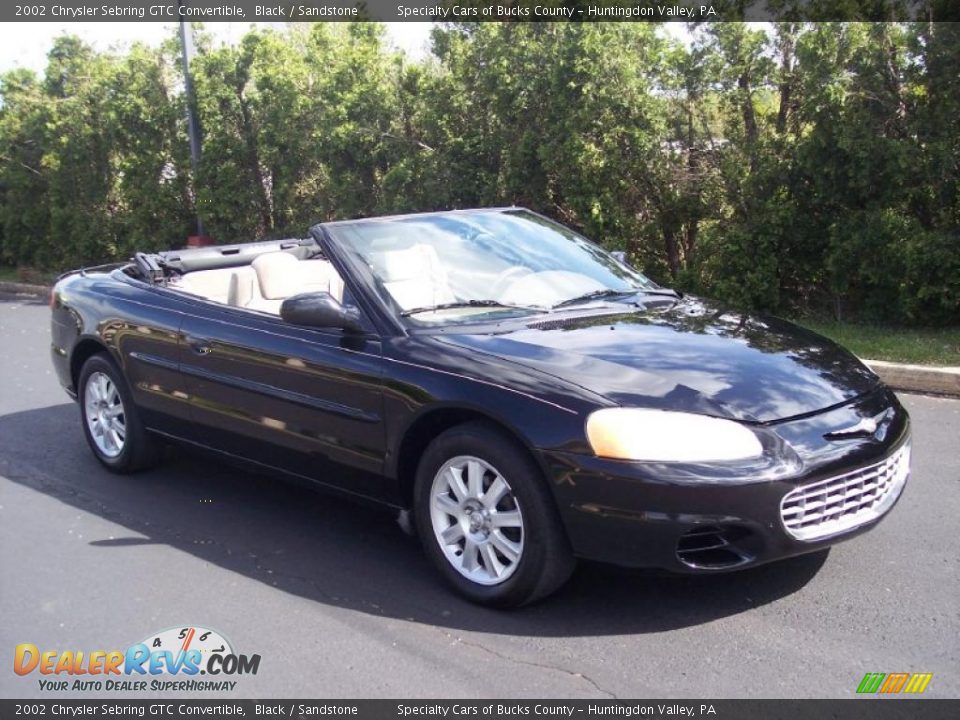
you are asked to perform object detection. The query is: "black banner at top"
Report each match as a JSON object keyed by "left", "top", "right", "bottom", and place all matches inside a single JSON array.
[{"left": 2, "top": 0, "right": 957, "bottom": 23}]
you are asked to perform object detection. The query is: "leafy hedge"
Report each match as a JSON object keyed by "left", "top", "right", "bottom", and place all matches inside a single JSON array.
[{"left": 1, "top": 21, "right": 957, "bottom": 325}]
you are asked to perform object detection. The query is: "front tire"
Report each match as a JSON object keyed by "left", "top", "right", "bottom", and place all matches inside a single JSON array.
[
  {"left": 78, "top": 353, "right": 161, "bottom": 473},
  {"left": 414, "top": 422, "right": 575, "bottom": 607}
]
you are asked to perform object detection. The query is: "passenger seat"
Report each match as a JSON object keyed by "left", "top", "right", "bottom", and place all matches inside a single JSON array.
[
  {"left": 227, "top": 253, "right": 346, "bottom": 313},
  {"left": 371, "top": 244, "right": 456, "bottom": 310},
  {"left": 301, "top": 259, "right": 345, "bottom": 302},
  {"left": 243, "top": 252, "right": 299, "bottom": 314}
]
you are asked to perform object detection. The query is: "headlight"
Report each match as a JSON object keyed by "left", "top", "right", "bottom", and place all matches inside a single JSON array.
[{"left": 585, "top": 408, "right": 764, "bottom": 462}]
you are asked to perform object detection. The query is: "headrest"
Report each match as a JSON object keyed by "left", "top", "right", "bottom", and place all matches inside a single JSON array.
[{"left": 251, "top": 252, "right": 300, "bottom": 299}]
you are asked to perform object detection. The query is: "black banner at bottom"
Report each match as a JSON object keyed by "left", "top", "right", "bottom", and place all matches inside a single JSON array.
[{"left": 1, "top": 700, "right": 958, "bottom": 720}]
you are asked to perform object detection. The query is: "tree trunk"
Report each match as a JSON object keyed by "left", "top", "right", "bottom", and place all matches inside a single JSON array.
[
  {"left": 683, "top": 220, "right": 698, "bottom": 272},
  {"left": 684, "top": 97, "right": 700, "bottom": 272},
  {"left": 739, "top": 74, "right": 758, "bottom": 151},
  {"left": 776, "top": 25, "right": 797, "bottom": 135},
  {"left": 664, "top": 224, "right": 681, "bottom": 279}
]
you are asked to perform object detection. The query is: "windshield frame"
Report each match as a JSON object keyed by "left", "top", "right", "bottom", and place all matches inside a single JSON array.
[{"left": 321, "top": 208, "right": 663, "bottom": 330}]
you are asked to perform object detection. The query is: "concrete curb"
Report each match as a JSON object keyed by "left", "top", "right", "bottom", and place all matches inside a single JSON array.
[
  {"left": 0, "top": 281, "right": 49, "bottom": 298},
  {"left": 865, "top": 359, "right": 960, "bottom": 398},
  {"left": 2, "top": 280, "right": 957, "bottom": 398}
]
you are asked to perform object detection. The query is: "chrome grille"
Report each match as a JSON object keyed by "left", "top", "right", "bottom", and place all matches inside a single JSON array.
[{"left": 780, "top": 442, "right": 910, "bottom": 541}]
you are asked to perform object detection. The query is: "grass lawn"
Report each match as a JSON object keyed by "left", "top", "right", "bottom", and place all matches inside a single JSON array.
[
  {"left": 0, "top": 265, "right": 18, "bottom": 283},
  {"left": 798, "top": 320, "right": 960, "bottom": 367}
]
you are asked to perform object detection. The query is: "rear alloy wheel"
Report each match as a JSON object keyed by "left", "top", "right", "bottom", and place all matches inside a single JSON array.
[
  {"left": 415, "top": 422, "right": 574, "bottom": 607},
  {"left": 78, "top": 353, "right": 161, "bottom": 473}
]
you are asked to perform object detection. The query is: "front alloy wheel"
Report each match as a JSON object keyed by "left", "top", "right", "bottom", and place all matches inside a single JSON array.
[
  {"left": 415, "top": 421, "right": 575, "bottom": 607},
  {"left": 429, "top": 455, "right": 524, "bottom": 586},
  {"left": 84, "top": 371, "right": 126, "bottom": 458},
  {"left": 78, "top": 353, "right": 160, "bottom": 473}
]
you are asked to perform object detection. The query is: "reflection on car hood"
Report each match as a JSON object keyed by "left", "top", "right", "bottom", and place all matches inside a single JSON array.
[{"left": 440, "top": 297, "right": 881, "bottom": 423}]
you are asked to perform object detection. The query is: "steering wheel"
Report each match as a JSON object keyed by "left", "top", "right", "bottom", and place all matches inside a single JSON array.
[{"left": 491, "top": 266, "right": 533, "bottom": 299}]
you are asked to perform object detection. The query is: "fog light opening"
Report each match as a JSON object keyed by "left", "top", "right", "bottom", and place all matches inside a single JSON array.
[{"left": 676, "top": 525, "right": 757, "bottom": 569}]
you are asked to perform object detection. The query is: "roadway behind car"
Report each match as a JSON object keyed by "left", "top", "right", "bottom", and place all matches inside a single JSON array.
[{"left": 0, "top": 291, "right": 957, "bottom": 698}]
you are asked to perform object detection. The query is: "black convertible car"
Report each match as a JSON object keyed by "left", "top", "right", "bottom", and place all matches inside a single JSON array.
[{"left": 50, "top": 208, "right": 911, "bottom": 606}]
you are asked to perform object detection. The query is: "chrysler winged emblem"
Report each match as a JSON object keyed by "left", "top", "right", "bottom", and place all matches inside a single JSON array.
[{"left": 824, "top": 409, "right": 892, "bottom": 441}]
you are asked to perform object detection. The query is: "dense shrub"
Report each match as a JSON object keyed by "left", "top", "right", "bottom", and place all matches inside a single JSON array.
[{"left": 0, "top": 20, "right": 957, "bottom": 325}]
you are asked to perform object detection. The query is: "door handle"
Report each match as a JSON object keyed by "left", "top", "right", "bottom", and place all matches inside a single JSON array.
[{"left": 185, "top": 336, "right": 212, "bottom": 355}]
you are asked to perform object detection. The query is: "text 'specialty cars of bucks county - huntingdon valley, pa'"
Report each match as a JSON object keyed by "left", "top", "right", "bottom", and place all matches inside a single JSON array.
[{"left": 49, "top": 208, "right": 912, "bottom": 607}]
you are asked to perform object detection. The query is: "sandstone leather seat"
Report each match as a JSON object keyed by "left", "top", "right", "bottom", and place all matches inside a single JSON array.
[
  {"left": 370, "top": 244, "right": 456, "bottom": 310},
  {"left": 171, "top": 252, "right": 346, "bottom": 315},
  {"left": 172, "top": 268, "right": 235, "bottom": 304},
  {"left": 245, "top": 252, "right": 300, "bottom": 314},
  {"left": 228, "top": 254, "right": 346, "bottom": 313}
]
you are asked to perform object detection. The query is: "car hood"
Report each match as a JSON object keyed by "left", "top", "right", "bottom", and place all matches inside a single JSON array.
[{"left": 437, "top": 298, "right": 880, "bottom": 423}]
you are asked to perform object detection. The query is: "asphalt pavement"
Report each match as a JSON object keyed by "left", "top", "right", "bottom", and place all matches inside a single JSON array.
[{"left": 1, "top": 291, "right": 957, "bottom": 699}]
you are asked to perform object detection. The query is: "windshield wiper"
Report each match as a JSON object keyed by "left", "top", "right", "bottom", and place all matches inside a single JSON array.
[
  {"left": 401, "top": 300, "right": 544, "bottom": 317},
  {"left": 552, "top": 287, "right": 682, "bottom": 310},
  {"left": 551, "top": 288, "right": 639, "bottom": 309},
  {"left": 637, "top": 288, "right": 682, "bottom": 299}
]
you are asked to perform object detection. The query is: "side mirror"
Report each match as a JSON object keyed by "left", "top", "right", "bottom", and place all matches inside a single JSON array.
[{"left": 280, "top": 292, "right": 363, "bottom": 332}]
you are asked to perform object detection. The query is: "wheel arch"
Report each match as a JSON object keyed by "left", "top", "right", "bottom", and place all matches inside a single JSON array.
[
  {"left": 70, "top": 337, "right": 113, "bottom": 392},
  {"left": 392, "top": 404, "right": 550, "bottom": 509}
]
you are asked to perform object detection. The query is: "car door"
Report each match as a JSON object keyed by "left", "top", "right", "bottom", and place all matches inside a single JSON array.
[{"left": 178, "top": 301, "right": 386, "bottom": 502}]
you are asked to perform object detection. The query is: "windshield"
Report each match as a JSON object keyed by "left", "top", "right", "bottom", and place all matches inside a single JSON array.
[{"left": 328, "top": 209, "right": 659, "bottom": 324}]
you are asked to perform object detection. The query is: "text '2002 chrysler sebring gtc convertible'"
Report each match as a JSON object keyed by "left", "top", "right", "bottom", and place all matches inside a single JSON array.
[{"left": 50, "top": 208, "right": 911, "bottom": 606}]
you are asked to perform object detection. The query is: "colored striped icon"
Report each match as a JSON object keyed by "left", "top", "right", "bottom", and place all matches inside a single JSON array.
[
  {"left": 903, "top": 673, "right": 935, "bottom": 694},
  {"left": 857, "top": 672, "right": 933, "bottom": 694}
]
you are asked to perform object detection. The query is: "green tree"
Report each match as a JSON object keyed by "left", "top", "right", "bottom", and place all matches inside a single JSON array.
[
  {"left": 0, "top": 68, "right": 49, "bottom": 267},
  {"left": 0, "top": 19, "right": 955, "bottom": 327}
]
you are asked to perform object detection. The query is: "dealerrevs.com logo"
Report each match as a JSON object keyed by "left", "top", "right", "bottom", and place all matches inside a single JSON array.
[{"left": 13, "top": 626, "right": 261, "bottom": 692}]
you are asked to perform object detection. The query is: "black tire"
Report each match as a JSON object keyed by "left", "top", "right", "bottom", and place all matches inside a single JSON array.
[
  {"left": 78, "top": 353, "right": 161, "bottom": 473},
  {"left": 414, "top": 421, "right": 575, "bottom": 607}
]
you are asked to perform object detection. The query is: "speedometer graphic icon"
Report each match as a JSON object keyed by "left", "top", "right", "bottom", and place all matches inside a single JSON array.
[{"left": 139, "top": 626, "right": 234, "bottom": 668}]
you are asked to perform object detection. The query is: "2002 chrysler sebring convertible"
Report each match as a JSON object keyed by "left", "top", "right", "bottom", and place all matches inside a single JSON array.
[{"left": 50, "top": 208, "right": 911, "bottom": 606}]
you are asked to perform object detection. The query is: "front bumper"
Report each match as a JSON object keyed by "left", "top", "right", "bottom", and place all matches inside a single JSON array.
[{"left": 539, "top": 388, "right": 911, "bottom": 572}]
